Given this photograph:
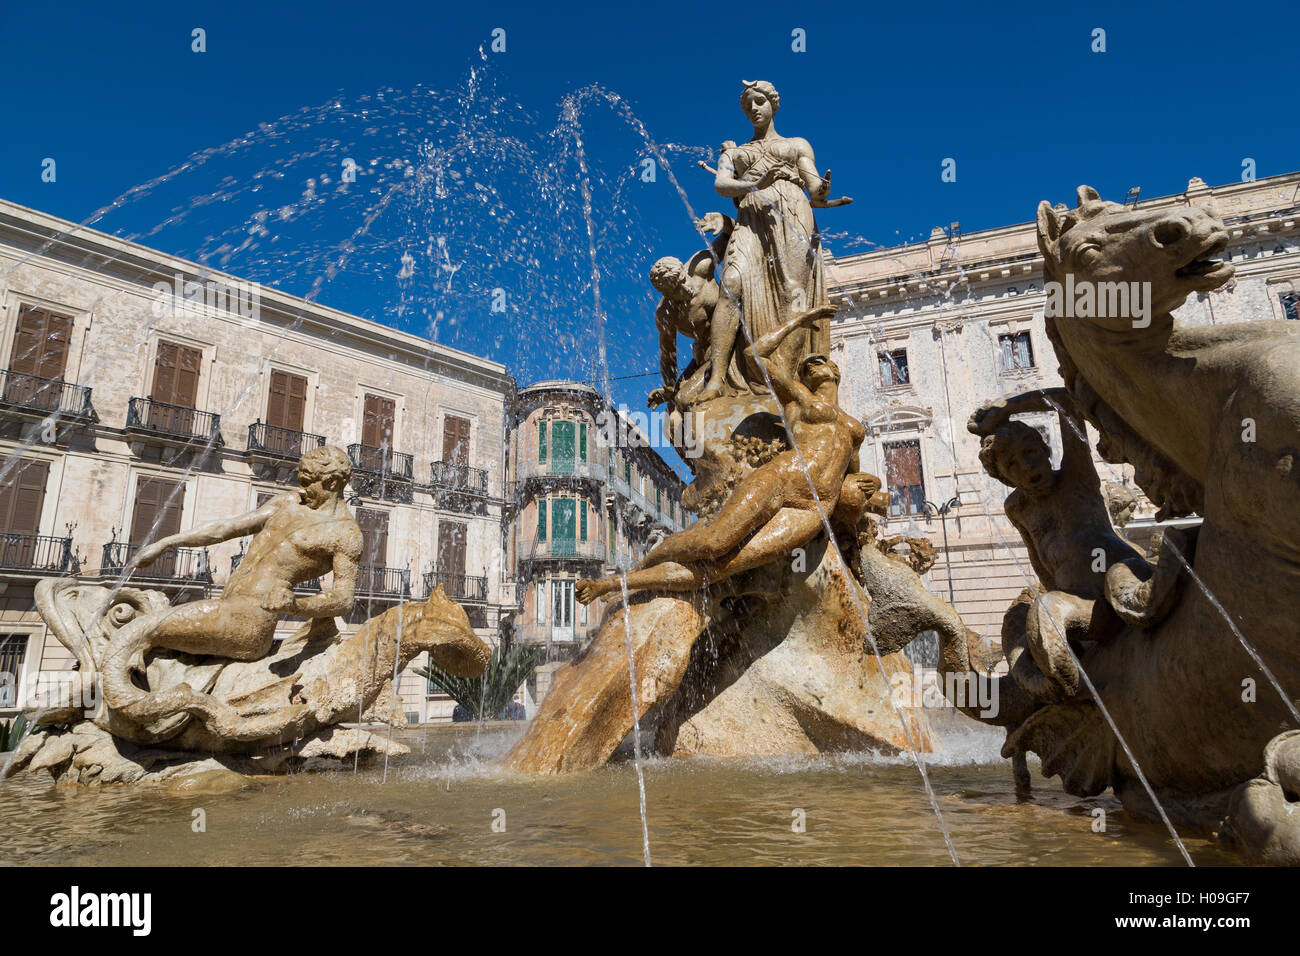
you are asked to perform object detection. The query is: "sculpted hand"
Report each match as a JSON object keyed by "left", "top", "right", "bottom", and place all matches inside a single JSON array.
[
  {"left": 968, "top": 399, "right": 1010, "bottom": 436},
  {"left": 126, "top": 543, "right": 166, "bottom": 571},
  {"left": 647, "top": 386, "right": 675, "bottom": 409},
  {"left": 693, "top": 212, "right": 725, "bottom": 235},
  {"left": 261, "top": 586, "right": 298, "bottom": 615},
  {"left": 812, "top": 167, "right": 833, "bottom": 201}
]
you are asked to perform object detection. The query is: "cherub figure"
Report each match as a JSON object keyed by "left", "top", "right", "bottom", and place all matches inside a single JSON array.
[
  {"left": 646, "top": 211, "right": 743, "bottom": 411},
  {"left": 969, "top": 388, "right": 1171, "bottom": 699},
  {"left": 578, "top": 304, "right": 879, "bottom": 605}
]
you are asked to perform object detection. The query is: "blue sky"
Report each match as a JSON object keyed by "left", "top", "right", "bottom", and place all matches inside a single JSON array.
[{"left": 3, "top": 0, "right": 1297, "bottom": 416}]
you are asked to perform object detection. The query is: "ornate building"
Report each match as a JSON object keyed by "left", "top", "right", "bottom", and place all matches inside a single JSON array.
[
  {"left": 0, "top": 198, "right": 514, "bottom": 724},
  {"left": 505, "top": 380, "right": 686, "bottom": 705},
  {"left": 827, "top": 171, "right": 1300, "bottom": 638}
]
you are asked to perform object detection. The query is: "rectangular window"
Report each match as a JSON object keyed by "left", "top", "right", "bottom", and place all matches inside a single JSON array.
[
  {"left": 538, "top": 420, "right": 547, "bottom": 462},
  {"left": 579, "top": 499, "right": 588, "bottom": 540},
  {"left": 151, "top": 340, "right": 202, "bottom": 408},
  {"left": 878, "top": 349, "right": 910, "bottom": 387},
  {"left": 1282, "top": 291, "right": 1300, "bottom": 321},
  {"left": 129, "top": 476, "right": 184, "bottom": 576},
  {"left": 536, "top": 499, "right": 547, "bottom": 542},
  {"left": 0, "top": 635, "right": 29, "bottom": 708},
  {"left": 579, "top": 422, "right": 587, "bottom": 462},
  {"left": 551, "top": 498, "right": 576, "bottom": 556},
  {"left": 361, "top": 394, "right": 396, "bottom": 449},
  {"left": 998, "top": 331, "right": 1035, "bottom": 373},
  {"left": 535, "top": 581, "right": 547, "bottom": 625},
  {"left": 883, "top": 440, "right": 926, "bottom": 517},
  {"left": 354, "top": 508, "right": 390, "bottom": 568},
  {"left": 0, "top": 458, "right": 49, "bottom": 537},
  {"left": 442, "top": 414, "right": 471, "bottom": 466},
  {"left": 8, "top": 304, "right": 72, "bottom": 381},
  {"left": 551, "top": 420, "right": 575, "bottom": 475},
  {"left": 437, "top": 521, "right": 467, "bottom": 577},
  {"left": 266, "top": 370, "right": 308, "bottom": 432}
]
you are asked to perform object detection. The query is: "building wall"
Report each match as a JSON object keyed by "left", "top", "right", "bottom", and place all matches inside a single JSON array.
[
  {"left": 506, "top": 382, "right": 686, "bottom": 680},
  {"left": 0, "top": 198, "right": 513, "bottom": 723},
  {"left": 827, "top": 172, "right": 1300, "bottom": 639}
]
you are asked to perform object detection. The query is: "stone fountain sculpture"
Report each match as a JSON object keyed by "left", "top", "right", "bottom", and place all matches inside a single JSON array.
[
  {"left": 507, "top": 81, "right": 972, "bottom": 773},
  {"left": 5, "top": 445, "right": 490, "bottom": 785},
  {"left": 943, "top": 186, "right": 1300, "bottom": 862}
]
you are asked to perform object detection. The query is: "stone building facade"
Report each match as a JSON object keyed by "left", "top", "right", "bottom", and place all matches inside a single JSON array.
[
  {"left": 506, "top": 380, "right": 686, "bottom": 705},
  {"left": 827, "top": 171, "right": 1300, "bottom": 639},
  {"left": 0, "top": 198, "right": 514, "bottom": 724}
]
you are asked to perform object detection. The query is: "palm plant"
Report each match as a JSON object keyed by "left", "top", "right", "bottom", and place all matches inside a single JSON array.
[
  {"left": 416, "top": 643, "right": 544, "bottom": 721},
  {"left": 0, "top": 713, "right": 28, "bottom": 752}
]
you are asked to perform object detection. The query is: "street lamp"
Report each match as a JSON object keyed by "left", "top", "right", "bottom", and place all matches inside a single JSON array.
[{"left": 922, "top": 495, "right": 961, "bottom": 605}]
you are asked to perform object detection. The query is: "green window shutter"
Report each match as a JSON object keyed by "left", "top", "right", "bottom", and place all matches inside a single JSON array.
[
  {"left": 537, "top": 499, "right": 547, "bottom": 541},
  {"left": 538, "top": 420, "right": 547, "bottom": 462},
  {"left": 579, "top": 423, "right": 587, "bottom": 461},
  {"left": 624, "top": 459, "right": 630, "bottom": 483},
  {"left": 580, "top": 499, "right": 588, "bottom": 540}
]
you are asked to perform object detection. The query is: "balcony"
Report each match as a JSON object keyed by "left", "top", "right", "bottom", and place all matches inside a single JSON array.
[
  {"left": 347, "top": 444, "right": 413, "bottom": 480},
  {"left": 0, "top": 534, "right": 76, "bottom": 574},
  {"left": 524, "top": 538, "right": 606, "bottom": 562},
  {"left": 125, "top": 398, "right": 223, "bottom": 449},
  {"left": 0, "top": 370, "right": 96, "bottom": 424},
  {"left": 100, "top": 542, "right": 213, "bottom": 586},
  {"left": 354, "top": 565, "right": 411, "bottom": 599},
  {"left": 247, "top": 422, "right": 325, "bottom": 463},
  {"left": 429, "top": 460, "right": 490, "bottom": 496},
  {"left": 423, "top": 570, "right": 488, "bottom": 603}
]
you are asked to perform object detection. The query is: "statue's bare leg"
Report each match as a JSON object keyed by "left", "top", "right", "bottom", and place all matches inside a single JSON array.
[
  {"left": 697, "top": 267, "right": 744, "bottom": 403},
  {"left": 577, "top": 507, "right": 823, "bottom": 605},
  {"left": 146, "top": 597, "right": 280, "bottom": 660}
]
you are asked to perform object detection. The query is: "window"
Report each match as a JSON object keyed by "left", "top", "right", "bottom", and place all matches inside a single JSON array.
[
  {"left": 355, "top": 508, "right": 389, "bottom": 568},
  {"left": 0, "top": 458, "right": 49, "bottom": 538},
  {"left": 361, "top": 394, "right": 396, "bottom": 449},
  {"left": 437, "top": 521, "right": 467, "bottom": 588},
  {"left": 551, "top": 498, "right": 577, "bottom": 556},
  {"left": 129, "top": 476, "right": 184, "bottom": 575},
  {"left": 883, "top": 441, "right": 925, "bottom": 517},
  {"left": 538, "top": 420, "right": 548, "bottom": 462},
  {"left": 536, "top": 499, "right": 547, "bottom": 542},
  {"left": 550, "top": 420, "right": 575, "bottom": 474},
  {"left": 8, "top": 305, "right": 72, "bottom": 395},
  {"left": 1282, "top": 291, "right": 1300, "bottom": 321},
  {"left": 878, "top": 349, "right": 910, "bottom": 387},
  {"left": 579, "top": 422, "right": 588, "bottom": 462},
  {"left": 535, "top": 581, "right": 547, "bottom": 625},
  {"left": 266, "top": 370, "right": 307, "bottom": 432},
  {"left": 579, "top": 499, "right": 588, "bottom": 540},
  {"left": 442, "top": 414, "right": 471, "bottom": 466},
  {"left": 151, "top": 340, "right": 201, "bottom": 408},
  {"left": 998, "top": 332, "right": 1035, "bottom": 373},
  {"left": 0, "top": 635, "right": 29, "bottom": 708}
]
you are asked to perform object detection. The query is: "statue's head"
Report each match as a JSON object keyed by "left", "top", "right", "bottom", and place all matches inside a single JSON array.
[
  {"left": 1036, "top": 185, "right": 1233, "bottom": 325},
  {"left": 740, "top": 80, "right": 780, "bottom": 126},
  {"left": 979, "top": 421, "right": 1053, "bottom": 495},
  {"left": 649, "top": 256, "right": 689, "bottom": 298},
  {"left": 299, "top": 445, "right": 352, "bottom": 504},
  {"left": 798, "top": 353, "right": 840, "bottom": 389}
]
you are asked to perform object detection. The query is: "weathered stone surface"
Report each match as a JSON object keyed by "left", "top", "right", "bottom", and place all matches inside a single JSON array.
[{"left": 1224, "top": 731, "right": 1300, "bottom": 864}]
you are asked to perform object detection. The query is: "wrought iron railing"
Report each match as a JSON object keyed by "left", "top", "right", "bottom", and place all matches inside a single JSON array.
[
  {"left": 0, "top": 534, "right": 75, "bottom": 573},
  {"left": 0, "top": 370, "right": 95, "bottom": 420},
  {"left": 429, "top": 460, "right": 489, "bottom": 495},
  {"left": 423, "top": 570, "right": 487, "bottom": 603},
  {"left": 347, "top": 444, "right": 413, "bottom": 480},
  {"left": 354, "top": 565, "right": 411, "bottom": 598},
  {"left": 126, "top": 397, "right": 222, "bottom": 445},
  {"left": 527, "top": 539, "right": 604, "bottom": 561},
  {"left": 247, "top": 422, "right": 325, "bottom": 460},
  {"left": 101, "top": 542, "right": 212, "bottom": 584}
]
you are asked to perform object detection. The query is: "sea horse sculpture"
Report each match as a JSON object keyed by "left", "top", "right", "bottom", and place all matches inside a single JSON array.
[{"left": 943, "top": 186, "right": 1300, "bottom": 849}]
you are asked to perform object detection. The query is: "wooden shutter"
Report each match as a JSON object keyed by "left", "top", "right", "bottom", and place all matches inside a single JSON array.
[
  {"left": 538, "top": 420, "right": 547, "bottom": 462},
  {"left": 536, "top": 499, "right": 547, "bottom": 542},
  {"left": 442, "top": 415, "right": 471, "bottom": 466},
  {"left": 130, "top": 477, "right": 183, "bottom": 546},
  {"left": 437, "top": 521, "right": 467, "bottom": 576},
  {"left": 354, "top": 508, "right": 389, "bottom": 567},
  {"left": 362, "top": 394, "right": 395, "bottom": 449},
  {"left": 9, "top": 305, "right": 72, "bottom": 380},
  {"left": 884, "top": 441, "right": 923, "bottom": 487},
  {"left": 266, "top": 370, "right": 307, "bottom": 431},
  {"left": 0, "top": 459, "right": 49, "bottom": 535},
  {"left": 579, "top": 499, "right": 587, "bottom": 540},
  {"left": 579, "top": 422, "right": 587, "bottom": 462},
  {"left": 151, "top": 341, "right": 201, "bottom": 408}
]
